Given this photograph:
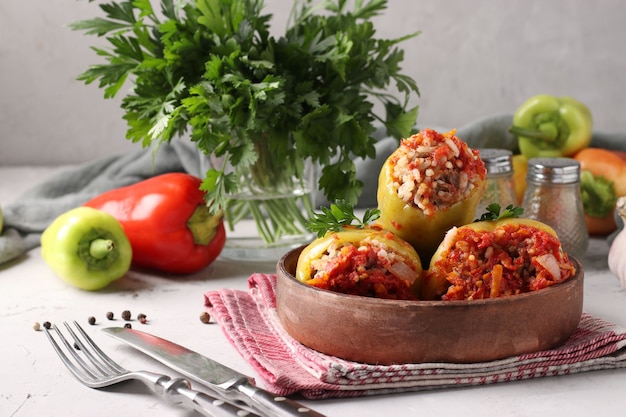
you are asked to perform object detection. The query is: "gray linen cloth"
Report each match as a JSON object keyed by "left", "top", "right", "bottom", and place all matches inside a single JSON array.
[{"left": 2, "top": 114, "right": 624, "bottom": 265}]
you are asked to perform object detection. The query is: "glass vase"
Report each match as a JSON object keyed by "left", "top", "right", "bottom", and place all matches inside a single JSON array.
[{"left": 210, "top": 146, "right": 317, "bottom": 262}]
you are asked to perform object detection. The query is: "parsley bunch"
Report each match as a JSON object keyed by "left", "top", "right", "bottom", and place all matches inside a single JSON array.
[{"left": 71, "top": 0, "right": 420, "bottom": 242}]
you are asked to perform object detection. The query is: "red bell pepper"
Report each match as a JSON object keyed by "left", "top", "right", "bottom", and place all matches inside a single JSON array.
[{"left": 84, "top": 173, "right": 225, "bottom": 274}]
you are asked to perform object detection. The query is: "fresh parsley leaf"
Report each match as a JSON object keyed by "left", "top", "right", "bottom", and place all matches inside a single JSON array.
[
  {"left": 306, "top": 200, "right": 381, "bottom": 237},
  {"left": 475, "top": 203, "right": 525, "bottom": 222}
]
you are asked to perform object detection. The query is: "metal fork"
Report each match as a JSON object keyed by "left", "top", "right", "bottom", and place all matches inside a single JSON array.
[{"left": 44, "top": 321, "right": 254, "bottom": 417}]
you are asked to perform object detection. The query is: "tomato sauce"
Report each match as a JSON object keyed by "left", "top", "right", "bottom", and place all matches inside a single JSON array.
[
  {"left": 432, "top": 224, "right": 575, "bottom": 301},
  {"left": 306, "top": 244, "right": 418, "bottom": 300}
]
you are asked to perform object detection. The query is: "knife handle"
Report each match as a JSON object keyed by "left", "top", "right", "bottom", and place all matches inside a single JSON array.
[
  {"left": 237, "top": 382, "right": 326, "bottom": 417},
  {"left": 162, "top": 377, "right": 257, "bottom": 417}
]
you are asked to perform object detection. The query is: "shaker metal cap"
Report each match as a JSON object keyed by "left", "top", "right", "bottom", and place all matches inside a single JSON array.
[
  {"left": 526, "top": 157, "right": 580, "bottom": 184},
  {"left": 478, "top": 148, "right": 513, "bottom": 175}
]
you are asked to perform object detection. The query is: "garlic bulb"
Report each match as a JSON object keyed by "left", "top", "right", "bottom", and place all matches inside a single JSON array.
[{"left": 608, "top": 196, "right": 626, "bottom": 289}]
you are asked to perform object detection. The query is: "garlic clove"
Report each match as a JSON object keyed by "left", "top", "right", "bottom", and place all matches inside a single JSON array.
[{"left": 608, "top": 196, "right": 626, "bottom": 289}]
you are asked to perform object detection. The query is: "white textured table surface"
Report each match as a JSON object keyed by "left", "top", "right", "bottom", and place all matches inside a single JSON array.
[{"left": 2, "top": 166, "right": 626, "bottom": 417}]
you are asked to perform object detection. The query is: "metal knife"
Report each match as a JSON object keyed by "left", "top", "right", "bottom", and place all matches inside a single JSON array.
[{"left": 102, "top": 327, "right": 326, "bottom": 417}]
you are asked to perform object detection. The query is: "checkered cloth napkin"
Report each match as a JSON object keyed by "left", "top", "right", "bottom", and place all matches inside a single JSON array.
[{"left": 204, "top": 273, "right": 626, "bottom": 399}]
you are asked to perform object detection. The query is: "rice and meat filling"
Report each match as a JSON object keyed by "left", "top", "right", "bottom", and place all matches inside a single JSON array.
[
  {"left": 391, "top": 129, "right": 485, "bottom": 216},
  {"left": 306, "top": 239, "right": 420, "bottom": 300},
  {"left": 431, "top": 224, "right": 576, "bottom": 301}
]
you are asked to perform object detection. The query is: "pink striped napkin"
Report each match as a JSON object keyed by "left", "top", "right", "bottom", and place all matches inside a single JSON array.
[{"left": 204, "top": 273, "right": 626, "bottom": 399}]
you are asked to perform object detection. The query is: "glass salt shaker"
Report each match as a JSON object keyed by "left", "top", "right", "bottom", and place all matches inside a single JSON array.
[
  {"left": 521, "top": 157, "right": 588, "bottom": 260},
  {"left": 475, "top": 149, "right": 517, "bottom": 218}
]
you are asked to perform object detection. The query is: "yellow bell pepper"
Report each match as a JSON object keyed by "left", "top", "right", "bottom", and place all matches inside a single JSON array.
[{"left": 512, "top": 154, "right": 528, "bottom": 204}]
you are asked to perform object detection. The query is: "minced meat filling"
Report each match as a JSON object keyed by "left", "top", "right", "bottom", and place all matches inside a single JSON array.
[
  {"left": 390, "top": 129, "right": 485, "bottom": 216},
  {"left": 431, "top": 224, "right": 575, "bottom": 301},
  {"left": 306, "top": 243, "right": 418, "bottom": 300}
]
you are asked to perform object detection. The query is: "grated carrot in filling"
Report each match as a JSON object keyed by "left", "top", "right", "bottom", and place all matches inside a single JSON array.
[{"left": 490, "top": 264, "right": 503, "bottom": 298}]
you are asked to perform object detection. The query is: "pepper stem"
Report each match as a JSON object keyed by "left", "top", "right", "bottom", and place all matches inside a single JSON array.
[
  {"left": 509, "top": 125, "right": 558, "bottom": 142},
  {"left": 89, "top": 239, "right": 115, "bottom": 259},
  {"left": 187, "top": 205, "right": 221, "bottom": 245}
]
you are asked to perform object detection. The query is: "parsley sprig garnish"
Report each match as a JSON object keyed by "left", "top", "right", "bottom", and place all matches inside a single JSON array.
[
  {"left": 475, "top": 203, "right": 524, "bottom": 222},
  {"left": 306, "top": 200, "right": 381, "bottom": 237}
]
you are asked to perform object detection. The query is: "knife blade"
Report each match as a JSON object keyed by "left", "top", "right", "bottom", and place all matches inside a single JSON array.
[{"left": 102, "top": 327, "right": 326, "bottom": 417}]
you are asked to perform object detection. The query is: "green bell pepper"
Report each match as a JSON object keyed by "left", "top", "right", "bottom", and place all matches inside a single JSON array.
[
  {"left": 41, "top": 207, "right": 132, "bottom": 290},
  {"left": 579, "top": 170, "right": 616, "bottom": 218},
  {"left": 509, "top": 94, "right": 593, "bottom": 159}
]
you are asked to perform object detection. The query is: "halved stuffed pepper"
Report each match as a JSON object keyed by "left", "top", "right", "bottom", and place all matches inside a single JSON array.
[
  {"left": 377, "top": 128, "right": 486, "bottom": 263},
  {"left": 296, "top": 225, "right": 423, "bottom": 300},
  {"left": 423, "top": 218, "right": 576, "bottom": 301}
]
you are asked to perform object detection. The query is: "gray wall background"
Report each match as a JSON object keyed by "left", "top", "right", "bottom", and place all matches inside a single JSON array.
[{"left": 1, "top": 0, "right": 624, "bottom": 166}]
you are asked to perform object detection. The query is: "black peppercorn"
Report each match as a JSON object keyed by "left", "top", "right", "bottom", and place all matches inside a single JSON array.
[
  {"left": 106, "top": 311, "right": 114, "bottom": 320},
  {"left": 124, "top": 323, "right": 132, "bottom": 329},
  {"left": 43, "top": 321, "right": 52, "bottom": 329},
  {"left": 88, "top": 316, "right": 96, "bottom": 325},
  {"left": 137, "top": 313, "right": 147, "bottom": 324},
  {"left": 199, "top": 312, "right": 211, "bottom": 324},
  {"left": 121, "top": 310, "right": 131, "bottom": 321}
]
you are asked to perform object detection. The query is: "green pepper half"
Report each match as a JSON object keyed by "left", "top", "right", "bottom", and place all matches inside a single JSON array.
[
  {"left": 509, "top": 94, "right": 593, "bottom": 159},
  {"left": 41, "top": 207, "right": 132, "bottom": 290}
]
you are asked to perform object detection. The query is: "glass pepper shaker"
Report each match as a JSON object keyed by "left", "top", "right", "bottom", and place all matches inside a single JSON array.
[
  {"left": 475, "top": 149, "right": 517, "bottom": 218},
  {"left": 521, "top": 157, "right": 588, "bottom": 260}
]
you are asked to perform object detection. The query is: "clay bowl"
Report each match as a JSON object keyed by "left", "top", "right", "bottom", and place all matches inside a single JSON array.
[{"left": 276, "top": 246, "right": 584, "bottom": 365}]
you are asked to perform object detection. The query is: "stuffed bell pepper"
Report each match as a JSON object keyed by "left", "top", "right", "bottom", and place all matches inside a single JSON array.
[
  {"left": 296, "top": 224, "right": 423, "bottom": 300},
  {"left": 423, "top": 214, "right": 576, "bottom": 301},
  {"left": 377, "top": 128, "right": 486, "bottom": 263}
]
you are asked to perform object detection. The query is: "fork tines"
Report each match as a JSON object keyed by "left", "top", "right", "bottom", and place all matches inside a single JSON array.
[{"left": 45, "top": 321, "right": 126, "bottom": 386}]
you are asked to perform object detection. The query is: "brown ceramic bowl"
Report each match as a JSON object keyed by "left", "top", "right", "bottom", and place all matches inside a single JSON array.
[{"left": 276, "top": 246, "right": 584, "bottom": 365}]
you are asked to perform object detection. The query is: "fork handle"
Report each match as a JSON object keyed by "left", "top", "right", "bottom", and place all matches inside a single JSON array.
[{"left": 160, "top": 376, "right": 253, "bottom": 417}]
